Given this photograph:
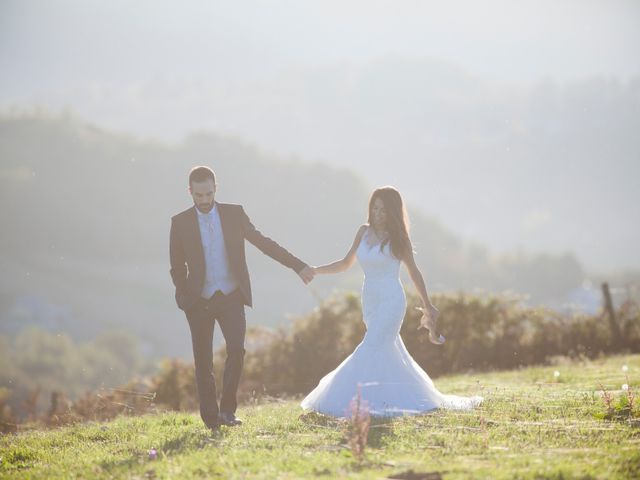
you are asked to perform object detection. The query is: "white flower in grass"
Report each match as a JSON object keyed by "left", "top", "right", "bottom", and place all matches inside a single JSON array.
[
  {"left": 622, "top": 384, "right": 629, "bottom": 391},
  {"left": 622, "top": 365, "right": 629, "bottom": 373},
  {"left": 553, "top": 371, "right": 560, "bottom": 378}
]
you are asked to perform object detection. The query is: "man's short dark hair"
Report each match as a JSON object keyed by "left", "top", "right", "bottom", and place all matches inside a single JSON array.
[{"left": 189, "top": 166, "right": 216, "bottom": 187}]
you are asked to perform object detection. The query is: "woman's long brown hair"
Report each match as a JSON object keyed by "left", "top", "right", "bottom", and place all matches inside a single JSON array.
[{"left": 367, "top": 186, "right": 412, "bottom": 260}]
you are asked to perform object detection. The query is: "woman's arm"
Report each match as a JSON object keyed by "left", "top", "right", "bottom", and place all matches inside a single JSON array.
[
  {"left": 313, "top": 225, "right": 368, "bottom": 275},
  {"left": 402, "top": 248, "right": 439, "bottom": 325}
]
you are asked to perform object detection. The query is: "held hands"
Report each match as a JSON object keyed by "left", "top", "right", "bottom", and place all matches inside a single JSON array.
[
  {"left": 298, "top": 265, "right": 316, "bottom": 285},
  {"left": 416, "top": 304, "right": 445, "bottom": 345}
]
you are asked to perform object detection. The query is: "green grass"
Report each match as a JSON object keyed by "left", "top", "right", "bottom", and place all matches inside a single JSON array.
[{"left": 2, "top": 354, "right": 639, "bottom": 479}]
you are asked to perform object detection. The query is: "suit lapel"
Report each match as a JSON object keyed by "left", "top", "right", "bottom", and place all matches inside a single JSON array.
[{"left": 187, "top": 206, "right": 205, "bottom": 268}]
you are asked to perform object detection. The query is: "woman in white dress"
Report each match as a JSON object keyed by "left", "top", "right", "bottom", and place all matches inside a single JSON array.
[{"left": 301, "top": 186, "right": 483, "bottom": 417}]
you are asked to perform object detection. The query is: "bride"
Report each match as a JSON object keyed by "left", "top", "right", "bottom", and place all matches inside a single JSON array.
[{"left": 301, "top": 186, "right": 483, "bottom": 417}]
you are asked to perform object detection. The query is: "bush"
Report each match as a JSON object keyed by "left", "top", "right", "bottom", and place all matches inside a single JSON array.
[
  {"left": 234, "top": 291, "right": 640, "bottom": 400},
  {"left": 0, "top": 328, "right": 150, "bottom": 420},
  {"left": 4, "top": 291, "right": 639, "bottom": 430}
]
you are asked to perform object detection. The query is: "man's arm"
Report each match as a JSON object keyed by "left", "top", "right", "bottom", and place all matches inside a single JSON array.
[
  {"left": 240, "top": 206, "right": 313, "bottom": 283},
  {"left": 169, "top": 217, "right": 188, "bottom": 290}
]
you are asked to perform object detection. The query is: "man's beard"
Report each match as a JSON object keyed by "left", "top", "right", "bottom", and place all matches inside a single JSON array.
[{"left": 196, "top": 200, "right": 214, "bottom": 213}]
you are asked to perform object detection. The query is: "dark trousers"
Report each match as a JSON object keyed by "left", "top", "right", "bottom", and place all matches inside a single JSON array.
[{"left": 185, "top": 289, "right": 246, "bottom": 428}]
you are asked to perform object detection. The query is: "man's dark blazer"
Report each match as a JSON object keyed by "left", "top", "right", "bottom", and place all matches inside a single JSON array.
[{"left": 170, "top": 203, "right": 307, "bottom": 311}]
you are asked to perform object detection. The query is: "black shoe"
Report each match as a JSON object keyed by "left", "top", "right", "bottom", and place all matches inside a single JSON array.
[{"left": 219, "top": 412, "right": 242, "bottom": 426}]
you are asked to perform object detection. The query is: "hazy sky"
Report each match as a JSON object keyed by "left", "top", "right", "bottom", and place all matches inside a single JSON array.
[
  {"left": 1, "top": 0, "right": 639, "bottom": 271},
  {"left": 2, "top": 0, "right": 639, "bottom": 87}
]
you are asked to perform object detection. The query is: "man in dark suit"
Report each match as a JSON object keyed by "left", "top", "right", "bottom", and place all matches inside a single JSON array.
[{"left": 170, "top": 166, "right": 314, "bottom": 429}]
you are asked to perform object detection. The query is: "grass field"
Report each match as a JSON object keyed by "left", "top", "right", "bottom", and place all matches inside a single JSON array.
[{"left": 1, "top": 354, "right": 639, "bottom": 479}]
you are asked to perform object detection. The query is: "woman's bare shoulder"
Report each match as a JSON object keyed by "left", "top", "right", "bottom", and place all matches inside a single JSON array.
[{"left": 351, "top": 224, "right": 368, "bottom": 247}]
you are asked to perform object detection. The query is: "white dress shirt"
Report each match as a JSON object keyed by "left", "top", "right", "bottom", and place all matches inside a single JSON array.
[{"left": 196, "top": 202, "right": 239, "bottom": 298}]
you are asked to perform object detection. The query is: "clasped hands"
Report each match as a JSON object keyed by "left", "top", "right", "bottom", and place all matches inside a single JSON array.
[{"left": 297, "top": 265, "right": 316, "bottom": 285}]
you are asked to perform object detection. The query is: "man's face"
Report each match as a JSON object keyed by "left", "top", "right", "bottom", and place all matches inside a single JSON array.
[{"left": 189, "top": 179, "right": 216, "bottom": 213}]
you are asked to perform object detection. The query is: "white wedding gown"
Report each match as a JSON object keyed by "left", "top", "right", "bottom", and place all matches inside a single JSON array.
[{"left": 301, "top": 228, "right": 483, "bottom": 417}]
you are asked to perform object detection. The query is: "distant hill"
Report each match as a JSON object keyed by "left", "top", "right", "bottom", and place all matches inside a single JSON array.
[
  {"left": 0, "top": 113, "right": 586, "bottom": 358},
  {"left": 5, "top": 57, "right": 637, "bottom": 271}
]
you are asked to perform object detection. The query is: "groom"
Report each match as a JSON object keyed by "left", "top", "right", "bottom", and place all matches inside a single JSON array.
[{"left": 169, "top": 166, "right": 314, "bottom": 429}]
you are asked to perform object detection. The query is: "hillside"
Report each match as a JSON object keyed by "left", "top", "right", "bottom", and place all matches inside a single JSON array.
[
  {"left": 1, "top": 354, "right": 638, "bottom": 479},
  {"left": 0, "top": 113, "right": 586, "bottom": 358}
]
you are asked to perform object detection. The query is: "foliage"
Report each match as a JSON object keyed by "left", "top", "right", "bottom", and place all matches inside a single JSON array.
[
  {"left": 596, "top": 381, "right": 639, "bottom": 422},
  {"left": 0, "top": 328, "right": 151, "bottom": 420},
  {"left": 345, "top": 386, "right": 370, "bottom": 464}
]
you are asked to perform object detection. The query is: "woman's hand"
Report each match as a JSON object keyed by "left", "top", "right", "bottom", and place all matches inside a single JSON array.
[
  {"left": 416, "top": 304, "right": 439, "bottom": 328},
  {"left": 416, "top": 304, "right": 445, "bottom": 345}
]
